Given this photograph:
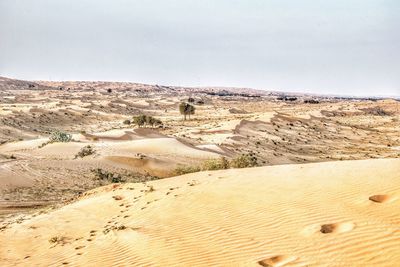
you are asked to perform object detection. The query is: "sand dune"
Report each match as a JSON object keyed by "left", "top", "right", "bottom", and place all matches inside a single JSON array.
[
  {"left": 1, "top": 158, "right": 399, "bottom": 266},
  {"left": 110, "top": 138, "right": 220, "bottom": 159},
  {"left": 1, "top": 77, "right": 399, "bottom": 266}
]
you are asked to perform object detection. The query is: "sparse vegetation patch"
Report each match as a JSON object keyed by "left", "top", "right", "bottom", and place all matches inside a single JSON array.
[
  {"left": 91, "top": 168, "right": 124, "bottom": 183},
  {"left": 173, "top": 154, "right": 258, "bottom": 175},
  {"left": 91, "top": 168, "right": 159, "bottom": 184},
  {"left": 39, "top": 130, "right": 73, "bottom": 148},
  {"left": 50, "top": 131, "right": 73, "bottom": 143},
  {"left": 132, "top": 115, "right": 162, "bottom": 128},
  {"left": 230, "top": 153, "right": 258, "bottom": 168},
  {"left": 362, "top": 107, "right": 392, "bottom": 116},
  {"left": 75, "top": 145, "right": 95, "bottom": 158}
]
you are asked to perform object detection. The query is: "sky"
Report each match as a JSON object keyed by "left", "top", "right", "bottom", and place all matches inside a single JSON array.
[{"left": 0, "top": 0, "right": 399, "bottom": 97}]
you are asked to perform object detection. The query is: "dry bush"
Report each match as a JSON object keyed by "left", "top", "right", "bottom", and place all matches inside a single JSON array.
[
  {"left": 230, "top": 153, "right": 258, "bottom": 168},
  {"left": 75, "top": 145, "right": 95, "bottom": 158},
  {"left": 92, "top": 168, "right": 123, "bottom": 183},
  {"left": 362, "top": 107, "right": 392, "bottom": 116},
  {"left": 173, "top": 155, "right": 257, "bottom": 175},
  {"left": 202, "top": 157, "right": 230, "bottom": 170},
  {"left": 173, "top": 165, "right": 201, "bottom": 176}
]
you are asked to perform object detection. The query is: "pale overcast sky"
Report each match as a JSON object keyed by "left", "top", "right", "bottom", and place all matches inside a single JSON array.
[{"left": 0, "top": 0, "right": 399, "bottom": 96}]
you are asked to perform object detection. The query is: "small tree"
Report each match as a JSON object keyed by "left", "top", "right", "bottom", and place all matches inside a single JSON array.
[
  {"left": 179, "top": 102, "right": 195, "bottom": 120},
  {"left": 179, "top": 102, "right": 187, "bottom": 120},
  {"left": 188, "top": 104, "right": 195, "bottom": 119},
  {"left": 132, "top": 115, "right": 146, "bottom": 127},
  {"left": 145, "top": 115, "right": 153, "bottom": 127}
]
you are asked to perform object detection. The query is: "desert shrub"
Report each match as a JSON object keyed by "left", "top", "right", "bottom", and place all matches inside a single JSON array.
[
  {"left": 202, "top": 157, "right": 230, "bottom": 171},
  {"left": 277, "top": 96, "right": 297, "bottom": 102},
  {"left": 107, "top": 88, "right": 112, "bottom": 93},
  {"left": 304, "top": 99, "right": 320, "bottom": 104},
  {"left": 123, "top": 119, "right": 131, "bottom": 125},
  {"left": 173, "top": 165, "right": 201, "bottom": 175},
  {"left": 132, "top": 114, "right": 146, "bottom": 127},
  {"left": 75, "top": 145, "right": 95, "bottom": 158},
  {"left": 362, "top": 107, "right": 392, "bottom": 116},
  {"left": 92, "top": 168, "right": 159, "bottom": 184},
  {"left": 91, "top": 168, "right": 124, "bottom": 183},
  {"left": 39, "top": 130, "right": 73, "bottom": 148},
  {"left": 173, "top": 155, "right": 258, "bottom": 176},
  {"left": 132, "top": 115, "right": 162, "bottom": 128},
  {"left": 49, "top": 131, "right": 72, "bottom": 143},
  {"left": 230, "top": 153, "right": 258, "bottom": 168}
]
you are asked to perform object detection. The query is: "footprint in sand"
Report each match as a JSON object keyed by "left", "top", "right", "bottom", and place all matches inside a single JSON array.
[
  {"left": 369, "top": 194, "right": 393, "bottom": 203},
  {"left": 302, "top": 222, "right": 355, "bottom": 236},
  {"left": 320, "top": 222, "right": 355, "bottom": 234},
  {"left": 258, "top": 255, "right": 297, "bottom": 267}
]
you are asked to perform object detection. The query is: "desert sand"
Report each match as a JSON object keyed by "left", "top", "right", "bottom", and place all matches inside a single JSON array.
[
  {"left": 0, "top": 76, "right": 399, "bottom": 266},
  {"left": 1, "top": 158, "right": 399, "bottom": 266}
]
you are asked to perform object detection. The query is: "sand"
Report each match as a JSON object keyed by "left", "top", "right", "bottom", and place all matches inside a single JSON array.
[
  {"left": 1, "top": 158, "right": 399, "bottom": 266},
  {"left": 1, "top": 77, "right": 400, "bottom": 266}
]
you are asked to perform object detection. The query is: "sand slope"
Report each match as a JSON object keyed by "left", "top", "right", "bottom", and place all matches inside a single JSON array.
[{"left": 1, "top": 158, "right": 400, "bottom": 266}]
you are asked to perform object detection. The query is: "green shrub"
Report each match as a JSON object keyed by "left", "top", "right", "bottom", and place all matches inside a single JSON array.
[
  {"left": 179, "top": 102, "right": 195, "bottom": 120},
  {"left": 49, "top": 131, "right": 72, "bottom": 143},
  {"left": 39, "top": 130, "right": 73, "bottom": 148}
]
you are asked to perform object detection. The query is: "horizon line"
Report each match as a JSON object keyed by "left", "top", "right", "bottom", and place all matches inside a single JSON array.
[{"left": 1, "top": 74, "right": 399, "bottom": 99}]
